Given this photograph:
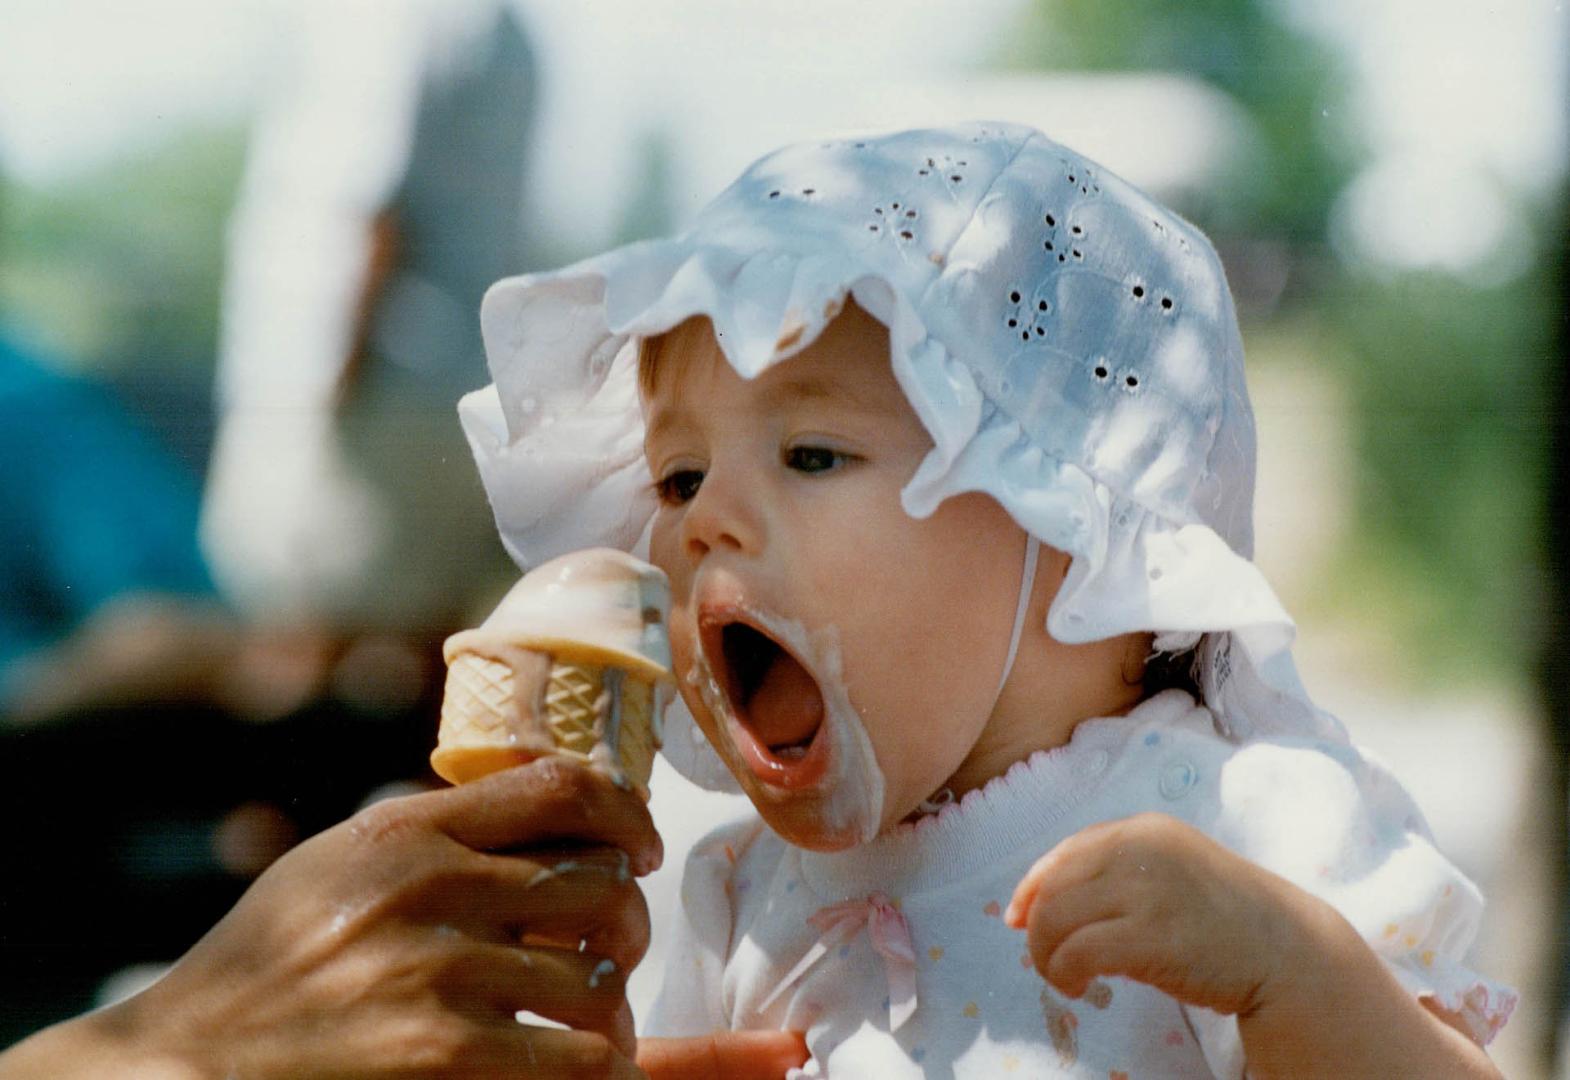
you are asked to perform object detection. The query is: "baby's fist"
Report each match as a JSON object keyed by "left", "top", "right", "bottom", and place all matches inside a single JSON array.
[{"left": 1006, "top": 812, "right": 1327, "bottom": 1017}]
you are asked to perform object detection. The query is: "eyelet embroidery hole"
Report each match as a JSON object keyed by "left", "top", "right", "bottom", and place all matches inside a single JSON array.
[
  {"left": 1093, "top": 364, "right": 1110, "bottom": 381},
  {"left": 1006, "top": 288, "right": 1052, "bottom": 341},
  {"left": 1160, "top": 296, "right": 1175, "bottom": 312},
  {"left": 1131, "top": 284, "right": 1145, "bottom": 300}
]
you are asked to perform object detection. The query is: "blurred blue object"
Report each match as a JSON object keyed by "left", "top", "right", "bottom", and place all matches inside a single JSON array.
[{"left": 0, "top": 331, "right": 215, "bottom": 672}]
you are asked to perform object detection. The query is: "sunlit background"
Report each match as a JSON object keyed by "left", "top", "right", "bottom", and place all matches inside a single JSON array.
[{"left": 1, "top": 0, "right": 1565, "bottom": 1075}]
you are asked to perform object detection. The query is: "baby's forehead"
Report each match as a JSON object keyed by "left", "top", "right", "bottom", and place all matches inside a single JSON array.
[{"left": 639, "top": 300, "right": 894, "bottom": 407}]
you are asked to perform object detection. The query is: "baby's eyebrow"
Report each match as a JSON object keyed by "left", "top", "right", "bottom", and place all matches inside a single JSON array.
[
  {"left": 643, "top": 404, "right": 690, "bottom": 447},
  {"left": 761, "top": 373, "right": 899, "bottom": 417}
]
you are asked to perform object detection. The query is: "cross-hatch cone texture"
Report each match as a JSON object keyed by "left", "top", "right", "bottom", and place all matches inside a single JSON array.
[{"left": 429, "top": 549, "right": 672, "bottom": 797}]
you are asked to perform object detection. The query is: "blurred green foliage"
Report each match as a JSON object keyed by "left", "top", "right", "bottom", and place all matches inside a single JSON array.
[
  {"left": 1003, "top": 0, "right": 1356, "bottom": 245},
  {"left": 0, "top": 124, "right": 246, "bottom": 467},
  {"left": 1314, "top": 268, "right": 1555, "bottom": 681},
  {"left": 1005, "top": 0, "right": 1553, "bottom": 685}
]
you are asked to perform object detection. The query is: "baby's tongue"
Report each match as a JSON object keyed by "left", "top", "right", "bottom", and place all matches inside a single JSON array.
[{"left": 746, "top": 651, "right": 824, "bottom": 750}]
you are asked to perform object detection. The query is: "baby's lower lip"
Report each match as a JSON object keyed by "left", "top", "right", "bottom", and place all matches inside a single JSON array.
[{"left": 729, "top": 714, "right": 830, "bottom": 790}]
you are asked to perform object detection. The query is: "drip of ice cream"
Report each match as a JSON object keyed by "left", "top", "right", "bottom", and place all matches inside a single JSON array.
[
  {"left": 430, "top": 548, "right": 673, "bottom": 798},
  {"left": 690, "top": 608, "right": 885, "bottom": 845}
]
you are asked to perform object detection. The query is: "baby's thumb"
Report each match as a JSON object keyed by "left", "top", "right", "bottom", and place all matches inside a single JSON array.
[{"left": 637, "top": 1031, "right": 809, "bottom": 1080}]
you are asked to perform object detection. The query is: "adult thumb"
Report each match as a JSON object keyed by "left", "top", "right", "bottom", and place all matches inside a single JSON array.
[{"left": 637, "top": 1031, "right": 809, "bottom": 1080}]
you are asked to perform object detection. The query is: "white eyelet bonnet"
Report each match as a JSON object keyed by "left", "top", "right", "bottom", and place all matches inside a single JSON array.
[{"left": 459, "top": 121, "right": 1347, "bottom": 791}]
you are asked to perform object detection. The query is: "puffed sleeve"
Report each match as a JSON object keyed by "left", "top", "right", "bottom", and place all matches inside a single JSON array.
[
  {"left": 1173, "top": 731, "right": 1517, "bottom": 1077},
  {"left": 644, "top": 817, "right": 763, "bottom": 1037}
]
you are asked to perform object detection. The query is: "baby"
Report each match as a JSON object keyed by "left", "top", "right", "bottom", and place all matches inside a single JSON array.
[{"left": 458, "top": 123, "right": 1514, "bottom": 1078}]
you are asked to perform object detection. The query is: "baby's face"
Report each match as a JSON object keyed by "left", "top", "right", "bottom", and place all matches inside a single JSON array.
[{"left": 641, "top": 303, "right": 1028, "bottom": 848}]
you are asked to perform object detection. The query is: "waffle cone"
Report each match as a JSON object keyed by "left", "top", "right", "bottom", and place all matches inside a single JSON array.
[{"left": 431, "top": 650, "right": 660, "bottom": 798}]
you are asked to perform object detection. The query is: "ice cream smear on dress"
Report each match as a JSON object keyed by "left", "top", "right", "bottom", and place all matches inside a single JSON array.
[
  {"left": 431, "top": 548, "right": 673, "bottom": 797},
  {"left": 688, "top": 604, "right": 885, "bottom": 846}
]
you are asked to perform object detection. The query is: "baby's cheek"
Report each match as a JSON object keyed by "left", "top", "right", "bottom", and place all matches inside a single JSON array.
[{"left": 647, "top": 516, "right": 683, "bottom": 579}]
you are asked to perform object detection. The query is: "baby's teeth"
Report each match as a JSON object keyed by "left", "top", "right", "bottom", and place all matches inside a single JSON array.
[{"left": 774, "top": 744, "right": 808, "bottom": 761}]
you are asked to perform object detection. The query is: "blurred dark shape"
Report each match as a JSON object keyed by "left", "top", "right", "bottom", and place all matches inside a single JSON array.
[
  {"left": 0, "top": 329, "right": 437, "bottom": 1044},
  {"left": 0, "top": 687, "right": 439, "bottom": 1046}
]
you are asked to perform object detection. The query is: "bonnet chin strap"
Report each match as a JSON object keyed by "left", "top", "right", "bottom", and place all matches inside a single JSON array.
[
  {"left": 994, "top": 536, "right": 1041, "bottom": 701},
  {"left": 917, "top": 534, "right": 1042, "bottom": 816}
]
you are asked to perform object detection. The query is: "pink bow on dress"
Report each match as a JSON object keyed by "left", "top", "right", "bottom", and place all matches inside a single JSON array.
[{"left": 757, "top": 891, "right": 918, "bottom": 1032}]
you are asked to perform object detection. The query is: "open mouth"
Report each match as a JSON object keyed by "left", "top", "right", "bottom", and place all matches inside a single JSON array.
[{"left": 707, "top": 619, "right": 828, "bottom": 785}]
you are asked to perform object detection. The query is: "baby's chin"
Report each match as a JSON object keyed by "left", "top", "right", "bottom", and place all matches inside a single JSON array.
[{"left": 746, "top": 791, "right": 868, "bottom": 851}]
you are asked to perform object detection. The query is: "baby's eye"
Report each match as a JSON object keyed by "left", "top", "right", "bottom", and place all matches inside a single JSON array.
[
  {"left": 655, "top": 469, "right": 704, "bottom": 505},
  {"left": 784, "top": 445, "right": 850, "bottom": 474}
]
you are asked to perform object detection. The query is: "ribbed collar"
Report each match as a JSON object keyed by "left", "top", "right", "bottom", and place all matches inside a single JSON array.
[{"left": 797, "top": 690, "right": 1200, "bottom": 897}]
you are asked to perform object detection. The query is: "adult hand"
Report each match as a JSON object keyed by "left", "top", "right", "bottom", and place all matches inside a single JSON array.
[{"left": 1, "top": 758, "right": 661, "bottom": 1079}]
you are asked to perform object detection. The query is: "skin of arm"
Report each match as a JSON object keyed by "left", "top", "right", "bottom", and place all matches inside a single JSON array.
[
  {"left": 0, "top": 760, "right": 658, "bottom": 1080},
  {"left": 0, "top": 758, "right": 806, "bottom": 1080},
  {"left": 1007, "top": 812, "right": 1503, "bottom": 1080}
]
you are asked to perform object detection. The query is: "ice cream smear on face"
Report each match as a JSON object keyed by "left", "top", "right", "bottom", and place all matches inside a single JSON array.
[
  {"left": 431, "top": 548, "right": 673, "bottom": 796},
  {"left": 690, "top": 607, "right": 885, "bottom": 845}
]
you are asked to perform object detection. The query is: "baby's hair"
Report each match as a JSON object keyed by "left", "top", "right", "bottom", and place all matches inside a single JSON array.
[
  {"left": 636, "top": 335, "right": 661, "bottom": 398},
  {"left": 1142, "top": 643, "right": 1202, "bottom": 700}
]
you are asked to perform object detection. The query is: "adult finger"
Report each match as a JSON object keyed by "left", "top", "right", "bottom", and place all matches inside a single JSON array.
[
  {"left": 420, "top": 849, "right": 651, "bottom": 972},
  {"left": 638, "top": 1031, "right": 810, "bottom": 1080},
  {"left": 437, "top": 942, "right": 635, "bottom": 1055},
  {"left": 424, "top": 757, "right": 663, "bottom": 874},
  {"left": 498, "top": 1026, "right": 647, "bottom": 1080}
]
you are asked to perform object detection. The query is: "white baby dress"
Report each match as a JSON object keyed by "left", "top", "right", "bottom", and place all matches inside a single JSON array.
[{"left": 646, "top": 690, "right": 1516, "bottom": 1079}]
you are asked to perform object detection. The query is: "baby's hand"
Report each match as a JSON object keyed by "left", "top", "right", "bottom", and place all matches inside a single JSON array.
[{"left": 1004, "top": 812, "right": 1327, "bottom": 1017}]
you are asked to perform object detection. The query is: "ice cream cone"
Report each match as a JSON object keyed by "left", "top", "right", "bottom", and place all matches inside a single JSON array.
[{"left": 430, "top": 548, "right": 672, "bottom": 798}]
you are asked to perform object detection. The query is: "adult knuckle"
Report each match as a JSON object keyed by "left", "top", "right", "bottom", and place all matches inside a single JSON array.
[
  {"left": 400, "top": 1014, "right": 480, "bottom": 1071},
  {"left": 525, "top": 755, "right": 597, "bottom": 810},
  {"left": 347, "top": 796, "right": 426, "bottom": 852},
  {"left": 608, "top": 880, "right": 652, "bottom": 963},
  {"left": 562, "top": 1030, "right": 619, "bottom": 1077}
]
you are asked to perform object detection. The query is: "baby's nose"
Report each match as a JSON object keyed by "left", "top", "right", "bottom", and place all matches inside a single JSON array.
[{"left": 681, "top": 470, "right": 763, "bottom": 559}]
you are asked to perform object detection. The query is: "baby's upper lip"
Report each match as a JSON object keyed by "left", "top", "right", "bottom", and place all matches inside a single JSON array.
[{"left": 696, "top": 601, "right": 773, "bottom": 707}]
